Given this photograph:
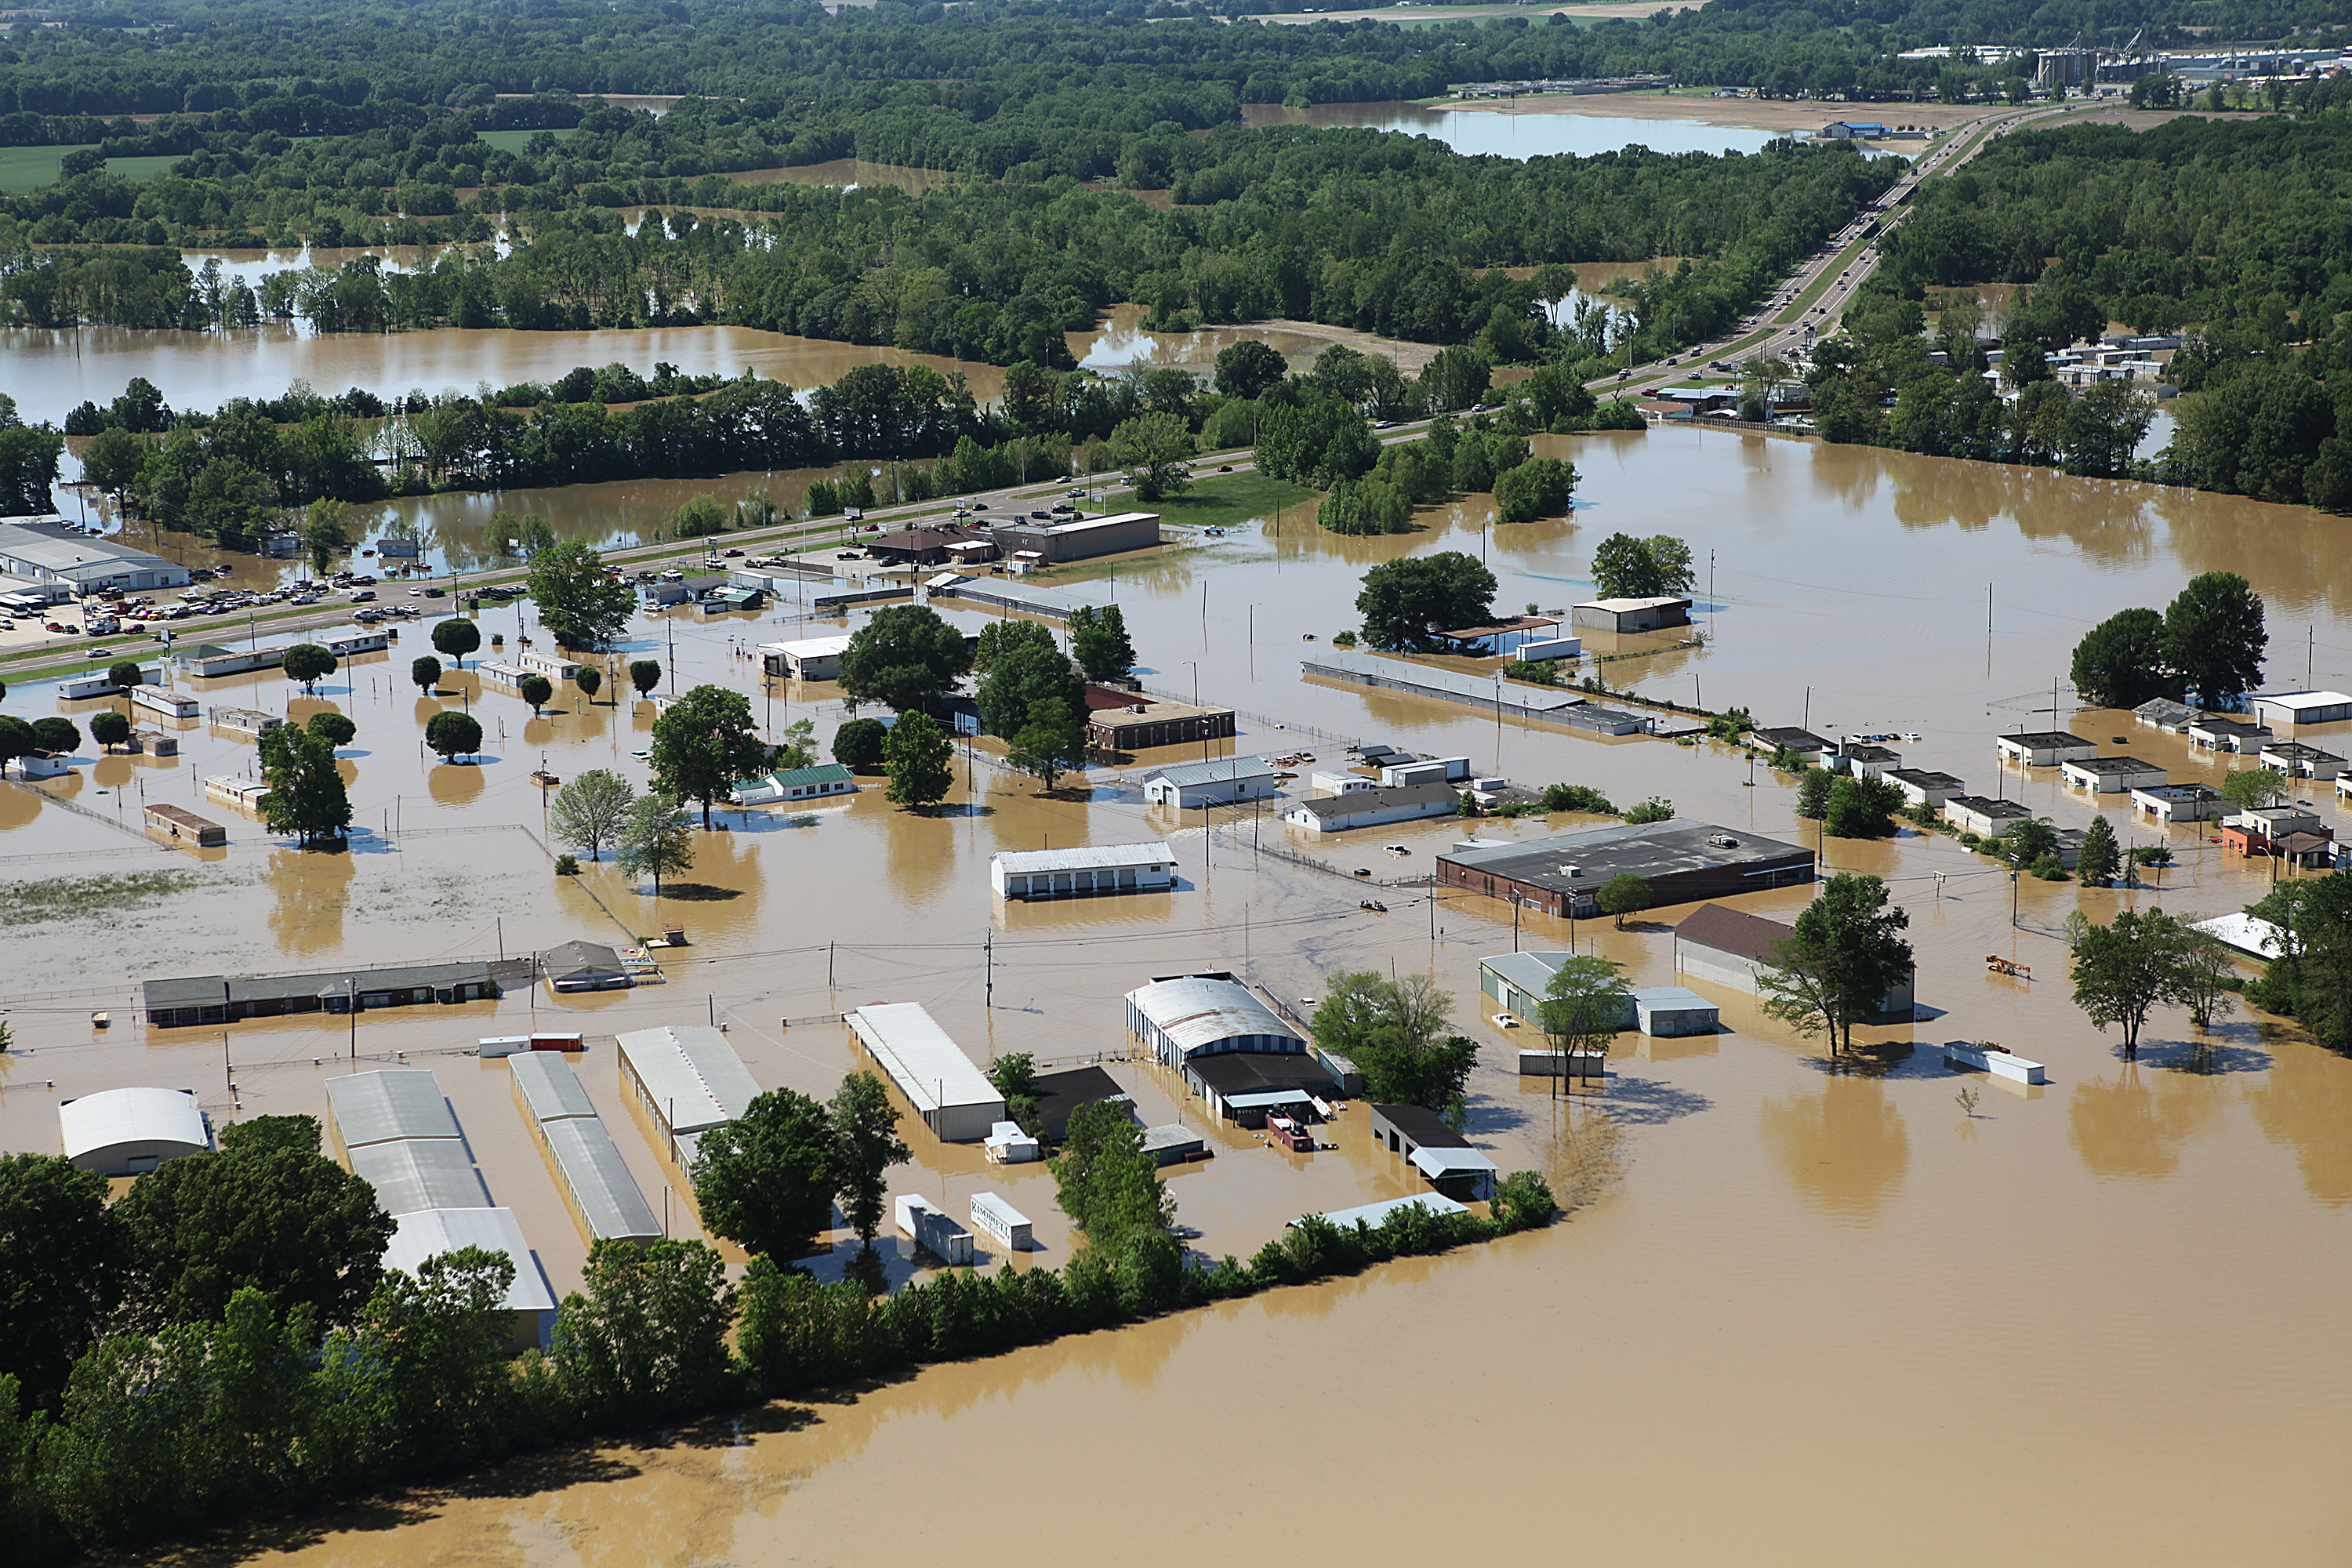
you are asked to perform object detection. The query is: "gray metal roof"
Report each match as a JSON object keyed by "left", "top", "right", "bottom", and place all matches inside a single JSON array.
[
  {"left": 845, "top": 1004, "right": 1003, "bottom": 1118},
  {"left": 0, "top": 520, "right": 178, "bottom": 579},
  {"left": 1287, "top": 781, "right": 1462, "bottom": 825},
  {"left": 326, "top": 1069, "right": 459, "bottom": 1149},
  {"left": 1127, "top": 975, "right": 1304, "bottom": 1058},
  {"left": 1147, "top": 755, "right": 1278, "bottom": 789},
  {"left": 1480, "top": 950, "right": 1577, "bottom": 1000},
  {"left": 509, "top": 1052, "right": 598, "bottom": 1123},
  {"left": 2134, "top": 698, "right": 2203, "bottom": 726},
  {"left": 348, "top": 1137, "right": 491, "bottom": 1216},
  {"left": 1442, "top": 818, "right": 1809, "bottom": 894},
  {"left": 616, "top": 1025, "right": 763, "bottom": 1134},
  {"left": 383, "top": 1207, "right": 557, "bottom": 1314},
  {"left": 1302, "top": 649, "right": 1591, "bottom": 715},
  {"left": 141, "top": 975, "right": 227, "bottom": 1008},
  {"left": 539, "top": 940, "right": 623, "bottom": 982},
  {"left": 541, "top": 1116, "right": 662, "bottom": 1242}
]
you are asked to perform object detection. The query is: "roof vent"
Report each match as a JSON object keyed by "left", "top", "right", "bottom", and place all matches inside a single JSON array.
[
  {"left": 1559, "top": 865, "right": 1581, "bottom": 878},
  {"left": 1710, "top": 833, "right": 1740, "bottom": 848}
]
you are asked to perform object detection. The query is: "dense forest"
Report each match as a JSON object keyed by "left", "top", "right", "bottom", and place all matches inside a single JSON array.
[{"left": 1857, "top": 111, "right": 2352, "bottom": 507}]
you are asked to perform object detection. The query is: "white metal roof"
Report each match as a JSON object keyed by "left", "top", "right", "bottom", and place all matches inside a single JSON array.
[
  {"left": 993, "top": 841, "right": 1178, "bottom": 875},
  {"left": 615, "top": 1025, "right": 763, "bottom": 1134},
  {"left": 757, "top": 633, "right": 855, "bottom": 659},
  {"left": 383, "top": 1207, "right": 557, "bottom": 1314},
  {"left": 1305, "top": 1192, "right": 1468, "bottom": 1229},
  {"left": 847, "top": 1003, "right": 1003, "bottom": 1116},
  {"left": 1126, "top": 975, "right": 1304, "bottom": 1058},
  {"left": 325, "top": 1069, "right": 459, "bottom": 1149},
  {"left": 541, "top": 1116, "right": 662, "bottom": 1241},
  {"left": 348, "top": 1137, "right": 492, "bottom": 1216},
  {"left": 1147, "top": 756, "right": 1277, "bottom": 789},
  {"left": 1576, "top": 596, "right": 1691, "bottom": 612},
  {"left": 58, "top": 1087, "right": 209, "bottom": 1163},
  {"left": 1410, "top": 1144, "right": 1500, "bottom": 1178},
  {"left": 2193, "top": 913, "right": 2288, "bottom": 960},
  {"left": 969, "top": 1191, "right": 1030, "bottom": 1231},
  {"left": 509, "top": 1052, "right": 597, "bottom": 1123},
  {"left": 2252, "top": 690, "right": 2352, "bottom": 713}
]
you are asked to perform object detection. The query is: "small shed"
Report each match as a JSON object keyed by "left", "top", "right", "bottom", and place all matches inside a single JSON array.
[
  {"left": 1630, "top": 985, "right": 1719, "bottom": 1037},
  {"left": 540, "top": 939, "right": 630, "bottom": 993},
  {"left": 58, "top": 1087, "right": 211, "bottom": 1176},
  {"left": 983, "top": 1122, "right": 1043, "bottom": 1163}
]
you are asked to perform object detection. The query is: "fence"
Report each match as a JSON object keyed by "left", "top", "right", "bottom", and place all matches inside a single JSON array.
[{"left": 1134, "top": 684, "right": 1360, "bottom": 750}]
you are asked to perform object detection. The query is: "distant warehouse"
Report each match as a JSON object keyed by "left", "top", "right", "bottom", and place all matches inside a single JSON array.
[
  {"left": 992, "top": 842, "right": 1178, "bottom": 899},
  {"left": 1437, "top": 818, "right": 1813, "bottom": 919},
  {"left": 993, "top": 510, "right": 1160, "bottom": 565},
  {"left": 141, "top": 960, "right": 495, "bottom": 1028}
]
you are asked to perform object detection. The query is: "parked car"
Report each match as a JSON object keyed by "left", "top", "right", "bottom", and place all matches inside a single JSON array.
[{"left": 722, "top": 547, "right": 744, "bottom": 557}]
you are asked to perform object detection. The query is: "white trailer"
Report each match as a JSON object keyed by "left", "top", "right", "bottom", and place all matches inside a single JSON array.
[
  {"left": 968, "top": 1191, "right": 1033, "bottom": 1252},
  {"left": 895, "top": 1194, "right": 975, "bottom": 1265}
]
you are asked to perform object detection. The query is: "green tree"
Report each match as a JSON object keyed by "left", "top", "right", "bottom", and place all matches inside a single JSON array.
[
  {"left": 575, "top": 665, "right": 603, "bottom": 703},
  {"left": 649, "top": 684, "right": 768, "bottom": 827},
  {"left": 1106, "top": 411, "right": 1192, "bottom": 502},
  {"left": 409, "top": 655, "right": 442, "bottom": 693},
  {"left": 975, "top": 622, "right": 1083, "bottom": 738},
  {"left": 306, "top": 711, "right": 356, "bottom": 748},
  {"left": 883, "top": 710, "right": 954, "bottom": 810},
  {"left": 828, "top": 1072, "right": 909, "bottom": 1263},
  {"left": 1068, "top": 603, "right": 1136, "bottom": 683},
  {"left": 1053, "top": 1099, "right": 1174, "bottom": 1245},
  {"left": 2164, "top": 571, "right": 2267, "bottom": 708},
  {"left": 1997, "top": 815, "right": 2060, "bottom": 867},
  {"left": 80, "top": 424, "right": 146, "bottom": 495},
  {"left": 0, "top": 716, "right": 26, "bottom": 777},
  {"left": 111, "top": 1115, "right": 393, "bottom": 1332},
  {"left": 1356, "top": 551, "right": 1497, "bottom": 652},
  {"left": 2070, "top": 607, "right": 2173, "bottom": 707},
  {"left": 517, "top": 673, "right": 554, "bottom": 715},
  {"left": 431, "top": 617, "right": 481, "bottom": 670},
  {"left": 257, "top": 724, "right": 352, "bottom": 848},
  {"left": 672, "top": 494, "right": 728, "bottom": 538},
  {"left": 328, "top": 1247, "right": 524, "bottom": 1477},
  {"left": 987, "top": 1053, "right": 1042, "bottom": 1137},
  {"left": 1824, "top": 774, "right": 1904, "bottom": 839},
  {"left": 281, "top": 642, "right": 337, "bottom": 695},
  {"left": 1310, "top": 970, "right": 1479, "bottom": 1116},
  {"left": 1535, "top": 953, "right": 1632, "bottom": 1056},
  {"left": 1595, "top": 872, "right": 1652, "bottom": 929},
  {"left": 837, "top": 604, "right": 971, "bottom": 715},
  {"left": 1490, "top": 455, "right": 1577, "bottom": 524},
  {"left": 616, "top": 793, "right": 695, "bottom": 897},
  {"left": 1213, "top": 340, "right": 1288, "bottom": 401},
  {"left": 526, "top": 540, "right": 634, "bottom": 651},
  {"left": 550, "top": 1239, "right": 737, "bottom": 1428},
  {"left": 0, "top": 1153, "right": 129, "bottom": 1411},
  {"left": 1757, "top": 873, "right": 1913, "bottom": 1055},
  {"left": 2065, "top": 906, "right": 2197, "bottom": 1061},
  {"left": 2244, "top": 872, "right": 2352, "bottom": 1048},
  {"left": 630, "top": 659, "right": 663, "bottom": 697},
  {"left": 105, "top": 660, "right": 143, "bottom": 691},
  {"left": 299, "top": 496, "right": 348, "bottom": 576},
  {"left": 550, "top": 768, "right": 634, "bottom": 862},
  {"left": 424, "top": 709, "right": 484, "bottom": 761},
  {"left": 1008, "top": 695, "right": 1088, "bottom": 791},
  {"left": 2076, "top": 814, "right": 2121, "bottom": 885},
  {"left": 690, "top": 1088, "right": 835, "bottom": 1263},
  {"left": 1588, "top": 533, "right": 1694, "bottom": 599},
  {"left": 1794, "top": 767, "right": 1833, "bottom": 819},
  {"left": 2220, "top": 766, "right": 2287, "bottom": 812},
  {"left": 32, "top": 717, "right": 78, "bottom": 757},
  {"left": 88, "top": 709, "right": 132, "bottom": 751},
  {"left": 832, "top": 717, "right": 888, "bottom": 771}
]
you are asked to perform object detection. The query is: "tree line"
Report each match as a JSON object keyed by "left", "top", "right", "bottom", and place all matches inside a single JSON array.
[{"left": 0, "top": 1086, "right": 1553, "bottom": 1562}]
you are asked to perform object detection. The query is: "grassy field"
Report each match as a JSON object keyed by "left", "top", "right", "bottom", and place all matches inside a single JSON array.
[
  {"left": 1142, "top": 473, "right": 1319, "bottom": 534},
  {"left": 477, "top": 127, "right": 580, "bottom": 154},
  {"left": 0, "top": 143, "right": 187, "bottom": 192}
]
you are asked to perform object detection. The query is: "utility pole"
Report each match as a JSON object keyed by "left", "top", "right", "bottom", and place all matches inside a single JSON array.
[
  {"left": 984, "top": 930, "right": 993, "bottom": 1009},
  {"left": 347, "top": 976, "right": 358, "bottom": 1063}
]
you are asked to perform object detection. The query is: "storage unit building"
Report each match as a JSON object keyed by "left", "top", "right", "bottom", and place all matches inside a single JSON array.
[
  {"left": 1995, "top": 731, "right": 2099, "bottom": 767},
  {"left": 383, "top": 1207, "right": 559, "bottom": 1351},
  {"left": 509, "top": 1051, "right": 599, "bottom": 1125},
  {"left": 325, "top": 1069, "right": 460, "bottom": 1156},
  {"left": 540, "top": 1116, "right": 664, "bottom": 1247},
  {"left": 848, "top": 1004, "right": 1006, "bottom": 1142},
  {"left": 1366, "top": 1103, "right": 1497, "bottom": 1201},
  {"left": 58, "top": 1087, "right": 210, "bottom": 1176},
  {"left": 347, "top": 1137, "right": 492, "bottom": 1216},
  {"left": 990, "top": 842, "right": 1178, "bottom": 899},
  {"left": 967, "top": 1192, "right": 1033, "bottom": 1252},
  {"left": 616, "top": 1025, "right": 763, "bottom": 1163},
  {"left": 1142, "top": 756, "right": 1279, "bottom": 808}
]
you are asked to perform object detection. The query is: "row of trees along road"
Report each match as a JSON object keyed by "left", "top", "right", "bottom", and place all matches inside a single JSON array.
[{"left": 2070, "top": 571, "right": 2269, "bottom": 710}]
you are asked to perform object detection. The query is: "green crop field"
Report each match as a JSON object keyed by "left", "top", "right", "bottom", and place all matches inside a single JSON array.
[{"left": 477, "top": 127, "right": 580, "bottom": 154}]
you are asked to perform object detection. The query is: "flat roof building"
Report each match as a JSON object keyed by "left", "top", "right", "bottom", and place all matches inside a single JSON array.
[
  {"left": 1185, "top": 1051, "right": 1343, "bottom": 1123},
  {"left": 1367, "top": 1103, "right": 1496, "bottom": 1201},
  {"left": 1439, "top": 818, "right": 1813, "bottom": 920},
  {"left": 991, "top": 842, "right": 1178, "bottom": 900},
  {"left": 991, "top": 510, "right": 1160, "bottom": 564},
  {"left": 384, "top": 1207, "right": 560, "bottom": 1350},
  {"left": 1751, "top": 727, "right": 1831, "bottom": 765},
  {"left": 1885, "top": 768, "right": 1965, "bottom": 810},
  {"left": 140, "top": 960, "right": 495, "bottom": 1028},
  {"left": 757, "top": 634, "right": 854, "bottom": 682},
  {"left": 1283, "top": 780, "right": 1462, "bottom": 834},
  {"left": 325, "top": 1069, "right": 460, "bottom": 1156},
  {"left": 1126, "top": 974, "right": 1307, "bottom": 1069},
  {"left": 2132, "top": 782, "right": 2224, "bottom": 822},
  {"left": 1570, "top": 597, "right": 1690, "bottom": 634},
  {"left": 2187, "top": 717, "right": 2274, "bottom": 753},
  {"left": 2259, "top": 742, "right": 2345, "bottom": 780},
  {"left": 1027, "top": 1065, "right": 1132, "bottom": 1142},
  {"left": 616, "top": 1025, "right": 763, "bottom": 1161},
  {"left": 1943, "top": 795, "right": 2032, "bottom": 837},
  {"left": 848, "top": 1004, "right": 1006, "bottom": 1142},
  {"left": 1995, "top": 731, "right": 2099, "bottom": 766},
  {"left": 2061, "top": 755, "right": 2168, "bottom": 793},
  {"left": 1083, "top": 686, "right": 1236, "bottom": 752},
  {"left": 58, "top": 1086, "right": 210, "bottom": 1176},
  {"left": 1142, "top": 756, "right": 1279, "bottom": 809},
  {"left": 0, "top": 518, "right": 190, "bottom": 593}
]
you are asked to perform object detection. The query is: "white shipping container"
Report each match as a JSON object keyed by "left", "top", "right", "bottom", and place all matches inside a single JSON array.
[
  {"left": 968, "top": 1192, "right": 1033, "bottom": 1251},
  {"left": 895, "top": 1194, "right": 975, "bottom": 1265}
]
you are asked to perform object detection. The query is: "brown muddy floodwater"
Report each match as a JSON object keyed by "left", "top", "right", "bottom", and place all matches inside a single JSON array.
[{"left": 3, "top": 421, "right": 2351, "bottom": 1565}]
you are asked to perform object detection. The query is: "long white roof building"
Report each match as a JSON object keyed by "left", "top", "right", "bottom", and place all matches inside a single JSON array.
[
  {"left": 848, "top": 1003, "right": 1006, "bottom": 1142},
  {"left": 58, "top": 1086, "right": 211, "bottom": 1175}
]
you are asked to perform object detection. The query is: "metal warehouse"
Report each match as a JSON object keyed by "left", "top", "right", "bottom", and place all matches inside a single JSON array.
[
  {"left": 347, "top": 1137, "right": 492, "bottom": 1216},
  {"left": 1438, "top": 818, "right": 1813, "bottom": 918},
  {"left": 539, "top": 1116, "right": 663, "bottom": 1247},
  {"left": 616, "top": 1025, "right": 764, "bottom": 1163},
  {"left": 1125, "top": 974, "right": 1306, "bottom": 1069},
  {"left": 848, "top": 1003, "right": 1007, "bottom": 1142},
  {"left": 58, "top": 1086, "right": 211, "bottom": 1176},
  {"left": 383, "top": 1207, "right": 559, "bottom": 1351}
]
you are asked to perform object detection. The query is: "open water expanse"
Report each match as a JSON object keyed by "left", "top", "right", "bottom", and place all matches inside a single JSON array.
[{"left": 2, "top": 379, "right": 2349, "bottom": 1561}]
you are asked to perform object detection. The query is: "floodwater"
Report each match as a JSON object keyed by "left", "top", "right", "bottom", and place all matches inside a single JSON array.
[
  {"left": 1240, "top": 99, "right": 1785, "bottom": 159},
  {"left": 4, "top": 421, "right": 2352, "bottom": 1563}
]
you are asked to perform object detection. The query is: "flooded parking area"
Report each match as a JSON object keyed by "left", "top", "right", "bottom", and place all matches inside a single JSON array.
[{"left": 3, "top": 417, "right": 2350, "bottom": 1565}]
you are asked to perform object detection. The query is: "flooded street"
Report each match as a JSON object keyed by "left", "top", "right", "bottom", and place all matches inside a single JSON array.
[{"left": 4, "top": 410, "right": 2351, "bottom": 1563}]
